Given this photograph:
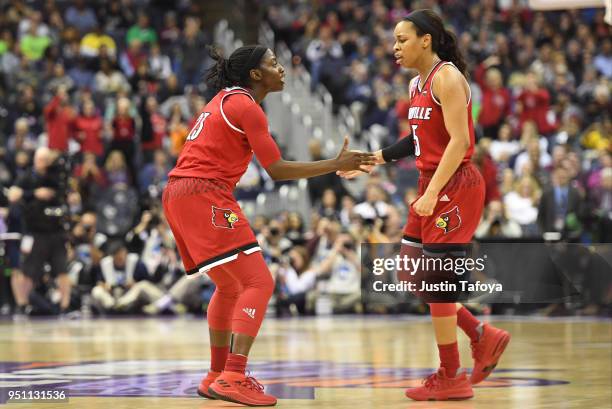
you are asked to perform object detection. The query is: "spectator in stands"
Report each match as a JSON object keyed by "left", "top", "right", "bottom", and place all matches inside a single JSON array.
[
  {"left": 317, "top": 188, "right": 340, "bottom": 220},
  {"left": 74, "top": 152, "right": 107, "bottom": 208},
  {"left": 44, "top": 62, "right": 75, "bottom": 99},
  {"left": 64, "top": 0, "right": 98, "bottom": 35},
  {"left": 475, "top": 57, "right": 512, "bottom": 139},
  {"left": 314, "top": 232, "right": 362, "bottom": 313},
  {"left": 475, "top": 200, "right": 522, "bottom": 239},
  {"left": 149, "top": 43, "right": 172, "bottom": 81},
  {"left": 138, "top": 149, "right": 170, "bottom": 198},
  {"left": 489, "top": 122, "right": 520, "bottom": 164},
  {"left": 514, "top": 129, "right": 552, "bottom": 178},
  {"left": 258, "top": 218, "right": 293, "bottom": 264},
  {"left": 19, "top": 18, "right": 51, "bottom": 61},
  {"left": 178, "top": 17, "right": 208, "bottom": 87},
  {"left": 140, "top": 96, "right": 167, "bottom": 163},
  {"left": 74, "top": 100, "right": 103, "bottom": 157},
  {"left": 275, "top": 246, "right": 320, "bottom": 316},
  {"left": 80, "top": 24, "right": 117, "bottom": 59},
  {"left": 159, "top": 11, "right": 181, "bottom": 56},
  {"left": 306, "top": 139, "right": 348, "bottom": 205},
  {"left": 90, "top": 241, "right": 157, "bottom": 313},
  {"left": 168, "top": 107, "right": 189, "bottom": 157},
  {"left": 17, "top": 10, "right": 49, "bottom": 40},
  {"left": 353, "top": 184, "right": 389, "bottom": 222},
  {"left": 516, "top": 71, "right": 557, "bottom": 135},
  {"left": 109, "top": 97, "right": 136, "bottom": 178},
  {"left": 44, "top": 85, "right": 74, "bottom": 153},
  {"left": 472, "top": 144, "right": 501, "bottom": 206},
  {"left": 119, "top": 39, "right": 146, "bottom": 78},
  {"left": 538, "top": 166, "right": 584, "bottom": 239},
  {"left": 305, "top": 25, "right": 344, "bottom": 92},
  {"left": 126, "top": 12, "right": 157, "bottom": 46},
  {"left": 594, "top": 38, "right": 612, "bottom": 78},
  {"left": 504, "top": 175, "right": 541, "bottom": 236},
  {"left": 103, "top": 150, "right": 129, "bottom": 187},
  {"left": 70, "top": 211, "right": 106, "bottom": 293},
  {"left": 7, "top": 118, "right": 37, "bottom": 156},
  {"left": 68, "top": 57, "right": 95, "bottom": 90},
  {"left": 101, "top": 0, "right": 134, "bottom": 40},
  {"left": 94, "top": 58, "right": 129, "bottom": 95}
]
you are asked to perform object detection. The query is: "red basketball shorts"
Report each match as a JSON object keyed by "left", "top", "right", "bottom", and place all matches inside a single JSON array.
[
  {"left": 162, "top": 177, "right": 261, "bottom": 276},
  {"left": 403, "top": 162, "right": 485, "bottom": 245}
]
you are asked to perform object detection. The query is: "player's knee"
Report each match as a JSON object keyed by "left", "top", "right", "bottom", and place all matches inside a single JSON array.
[
  {"left": 214, "top": 281, "right": 242, "bottom": 300},
  {"left": 237, "top": 263, "right": 274, "bottom": 297}
]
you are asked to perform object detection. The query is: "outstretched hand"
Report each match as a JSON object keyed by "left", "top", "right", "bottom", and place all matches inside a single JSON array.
[
  {"left": 336, "top": 148, "right": 384, "bottom": 179},
  {"left": 334, "top": 136, "right": 377, "bottom": 172}
]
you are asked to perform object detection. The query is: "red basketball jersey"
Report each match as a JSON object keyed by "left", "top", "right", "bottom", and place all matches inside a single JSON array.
[
  {"left": 169, "top": 86, "right": 281, "bottom": 187},
  {"left": 407, "top": 61, "right": 475, "bottom": 172}
]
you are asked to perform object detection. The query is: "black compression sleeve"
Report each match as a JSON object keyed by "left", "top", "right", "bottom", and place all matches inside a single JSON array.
[{"left": 381, "top": 134, "right": 415, "bottom": 162}]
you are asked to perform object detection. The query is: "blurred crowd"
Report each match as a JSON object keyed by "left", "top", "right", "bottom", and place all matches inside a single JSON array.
[
  {"left": 264, "top": 0, "right": 611, "bottom": 315},
  {"left": 0, "top": 0, "right": 610, "bottom": 320},
  {"left": 0, "top": 0, "right": 220, "bottom": 319},
  {"left": 265, "top": 0, "right": 611, "bottom": 244}
]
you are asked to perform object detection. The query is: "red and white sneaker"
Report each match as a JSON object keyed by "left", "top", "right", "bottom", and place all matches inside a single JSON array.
[
  {"left": 470, "top": 324, "right": 511, "bottom": 384},
  {"left": 208, "top": 371, "right": 277, "bottom": 407},
  {"left": 197, "top": 370, "right": 220, "bottom": 399},
  {"left": 405, "top": 368, "right": 473, "bottom": 401}
]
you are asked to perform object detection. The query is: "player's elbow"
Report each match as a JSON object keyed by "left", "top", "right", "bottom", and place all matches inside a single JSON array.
[
  {"left": 265, "top": 160, "right": 285, "bottom": 181},
  {"left": 454, "top": 134, "right": 471, "bottom": 153}
]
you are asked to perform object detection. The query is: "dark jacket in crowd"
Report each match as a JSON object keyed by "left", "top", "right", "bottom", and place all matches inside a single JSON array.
[{"left": 15, "top": 170, "right": 66, "bottom": 234}]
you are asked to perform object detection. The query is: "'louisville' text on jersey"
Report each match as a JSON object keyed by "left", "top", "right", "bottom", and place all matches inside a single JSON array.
[{"left": 408, "top": 106, "right": 432, "bottom": 120}]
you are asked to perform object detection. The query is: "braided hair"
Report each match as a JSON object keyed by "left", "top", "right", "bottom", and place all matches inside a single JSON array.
[{"left": 205, "top": 45, "right": 268, "bottom": 92}]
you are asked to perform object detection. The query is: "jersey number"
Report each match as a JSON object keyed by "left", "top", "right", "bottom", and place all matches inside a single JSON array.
[
  {"left": 411, "top": 124, "right": 421, "bottom": 157},
  {"left": 186, "top": 112, "right": 211, "bottom": 141}
]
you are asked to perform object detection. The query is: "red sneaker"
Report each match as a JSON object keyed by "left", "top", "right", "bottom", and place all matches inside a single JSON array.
[
  {"left": 405, "top": 368, "right": 473, "bottom": 401},
  {"left": 208, "top": 371, "right": 277, "bottom": 407},
  {"left": 197, "top": 370, "right": 220, "bottom": 399},
  {"left": 470, "top": 324, "right": 511, "bottom": 384}
]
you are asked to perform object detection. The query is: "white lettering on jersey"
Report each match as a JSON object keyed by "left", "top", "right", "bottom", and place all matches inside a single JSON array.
[{"left": 408, "top": 107, "right": 432, "bottom": 120}]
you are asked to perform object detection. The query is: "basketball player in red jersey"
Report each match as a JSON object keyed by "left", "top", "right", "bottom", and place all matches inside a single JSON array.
[
  {"left": 162, "top": 44, "right": 374, "bottom": 406},
  {"left": 339, "top": 10, "right": 510, "bottom": 401}
]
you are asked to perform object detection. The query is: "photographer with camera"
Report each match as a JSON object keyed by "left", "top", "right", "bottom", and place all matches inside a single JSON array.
[{"left": 8, "top": 147, "right": 72, "bottom": 317}]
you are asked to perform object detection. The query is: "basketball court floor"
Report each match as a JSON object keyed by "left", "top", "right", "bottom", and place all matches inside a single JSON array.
[{"left": 0, "top": 315, "right": 610, "bottom": 408}]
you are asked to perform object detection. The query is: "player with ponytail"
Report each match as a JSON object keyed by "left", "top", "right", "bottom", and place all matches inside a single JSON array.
[
  {"left": 164, "top": 44, "right": 375, "bottom": 406},
  {"left": 339, "top": 9, "right": 510, "bottom": 401}
]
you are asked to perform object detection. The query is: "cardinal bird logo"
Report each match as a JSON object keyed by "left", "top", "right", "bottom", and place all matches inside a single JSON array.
[
  {"left": 212, "top": 206, "right": 239, "bottom": 229},
  {"left": 435, "top": 206, "right": 461, "bottom": 234}
]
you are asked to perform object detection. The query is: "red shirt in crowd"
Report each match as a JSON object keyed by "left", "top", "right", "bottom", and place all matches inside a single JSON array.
[
  {"left": 479, "top": 153, "right": 502, "bottom": 205},
  {"left": 474, "top": 64, "right": 511, "bottom": 130},
  {"left": 74, "top": 114, "right": 104, "bottom": 156},
  {"left": 517, "top": 88, "right": 557, "bottom": 135},
  {"left": 141, "top": 112, "right": 167, "bottom": 151},
  {"left": 112, "top": 115, "right": 136, "bottom": 142},
  {"left": 44, "top": 96, "right": 74, "bottom": 151}
]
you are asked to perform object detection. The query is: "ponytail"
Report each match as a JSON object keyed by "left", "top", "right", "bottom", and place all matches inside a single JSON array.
[
  {"left": 437, "top": 28, "right": 467, "bottom": 76},
  {"left": 205, "top": 45, "right": 268, "bottom": 92},
  {"left": 205, "top": 46, "right": 237, "bottom": 91},
  {"left": 404, "top": 9, "right": 468, "bottom": 77}
]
